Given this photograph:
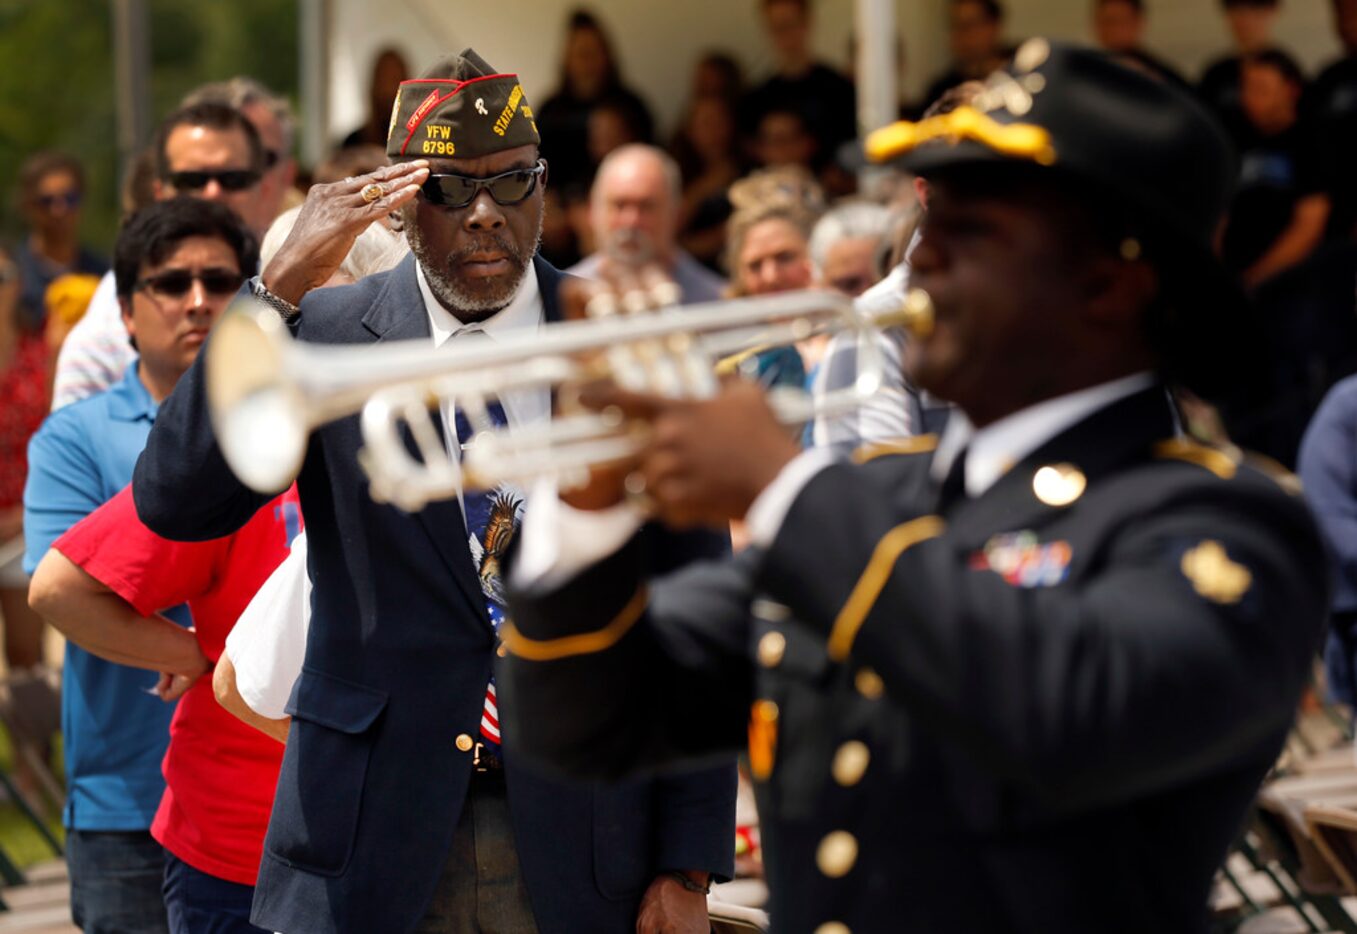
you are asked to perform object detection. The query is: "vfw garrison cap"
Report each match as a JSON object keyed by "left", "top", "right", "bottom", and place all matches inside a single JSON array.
[{"left": 387, "top": 48, "right": 539, "bottom": 159}]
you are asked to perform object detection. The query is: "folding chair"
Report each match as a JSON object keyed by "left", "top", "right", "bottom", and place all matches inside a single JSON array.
[{"left": 0, "top": 667, "right": 63, "bottom": 859}]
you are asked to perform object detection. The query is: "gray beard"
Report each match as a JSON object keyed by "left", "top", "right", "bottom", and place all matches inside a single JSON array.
[{"left": 406, "top": 215, "right": 543, "bottom": 317}]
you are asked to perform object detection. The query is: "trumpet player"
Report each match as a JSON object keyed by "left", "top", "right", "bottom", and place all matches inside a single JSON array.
[
  {"left": 499, "top": 42, "right": 1327, "bottom": 933},
  {"left": 133, "top": 49, "right": 734, "bottom": 934}
]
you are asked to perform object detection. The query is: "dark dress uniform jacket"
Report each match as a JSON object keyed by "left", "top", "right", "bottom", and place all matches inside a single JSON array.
[
  {"left": 500, "top": 386, "right": 1327, "bottom": 934},
  {"left": 132, "top": 254, "right": 736, "bottom": 934}
]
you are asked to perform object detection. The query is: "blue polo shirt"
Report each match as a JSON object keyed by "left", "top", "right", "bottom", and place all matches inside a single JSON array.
[{"left": 24, "top": 362, "right": 189, "bottom": 831}]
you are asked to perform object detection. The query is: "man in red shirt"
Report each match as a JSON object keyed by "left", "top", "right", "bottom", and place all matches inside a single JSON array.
[{"left": 29, "top": 484, "right": 301, "bottom": 933}]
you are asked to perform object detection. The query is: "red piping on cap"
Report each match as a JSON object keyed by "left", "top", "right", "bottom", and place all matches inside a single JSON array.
[{"left": 397, "top": 73, "right": 521, "bottom": 156}]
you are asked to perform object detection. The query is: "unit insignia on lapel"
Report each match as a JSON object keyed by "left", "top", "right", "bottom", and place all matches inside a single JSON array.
[{"left": 1180, "top": 540, "right": 1252, "bottom": 605}]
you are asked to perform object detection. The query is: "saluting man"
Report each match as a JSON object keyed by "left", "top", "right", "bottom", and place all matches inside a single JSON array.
[
  {"left": 133, "top": 49, "right": 734, "bottom": 934},
  {"left": 499, "top": 42, "right": 1328, "bottom": 933}
]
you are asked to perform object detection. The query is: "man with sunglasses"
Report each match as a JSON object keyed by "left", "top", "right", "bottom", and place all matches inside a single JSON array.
[
  {"left": 183, "top": 77, "right": 300, "bottom": 238},
  {"left": 153, "top": 101, "right": 271, "bottom": 239},
  {"left": 23, "top": 198, "right": 255, "bottom": 934},
  {"left": 135, "top": 50, "right": 734, "bottom": 934},
  {"left": 51, "top": 100, "right": 269, "bottom": 413}
]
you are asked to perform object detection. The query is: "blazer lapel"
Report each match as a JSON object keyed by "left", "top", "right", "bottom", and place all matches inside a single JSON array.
[
  {"left": 362, "top": 256, "right": 490, "bottom": 626},
  {"left": 945, "top": 386, "right": 1179, "bottom": 550},
  {"left": 535, "top": 254, "right": 569, "bottom": 324}
]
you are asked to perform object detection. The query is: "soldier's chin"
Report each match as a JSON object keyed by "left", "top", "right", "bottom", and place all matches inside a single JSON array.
[{"left": 903, "top": 339, "right": 956, "bottom": 403}]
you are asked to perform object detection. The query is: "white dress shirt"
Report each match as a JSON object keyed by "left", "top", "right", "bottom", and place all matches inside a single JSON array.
[
  {"left": 928, "top": 371, "right": 1158, "bottom": 496},
  {"left": 225, "top": 261, "right": 547, "bottom": 718},
  {"left": 416, "top": 262, "right": 548, "bottom": 520}
]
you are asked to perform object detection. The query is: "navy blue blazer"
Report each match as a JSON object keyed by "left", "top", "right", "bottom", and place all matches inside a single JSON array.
[{"left": 133, "top": 254, "right": 736, "bottom": 933}]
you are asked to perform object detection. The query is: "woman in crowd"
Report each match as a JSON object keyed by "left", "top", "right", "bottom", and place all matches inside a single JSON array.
[
  {"left": 721, "top": 167, "right": 823, "bottom": 390},
  {"left": 12, "top": 152, "right": 107, "bottom": 333},
  {"left": 537, "top": 9, "right": 655, "bottom": 193},
  {"left": 671, "top": 93, "right": 747, "bottom": 271}
]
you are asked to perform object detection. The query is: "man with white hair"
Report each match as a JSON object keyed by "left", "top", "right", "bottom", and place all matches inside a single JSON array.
[
  {"left": 808, "top": 201, "right": 892, "bottom": 299},
  {"left": 809, "top": 199, "right": 951, "bottom": 450},
  {"left": 569, "top": 143, "right": 725, "bottom": 303}
]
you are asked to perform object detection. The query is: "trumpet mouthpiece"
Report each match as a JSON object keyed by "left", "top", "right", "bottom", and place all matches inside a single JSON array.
[{"left": 881, "top": 288, "right": 935, "bottom": 339}]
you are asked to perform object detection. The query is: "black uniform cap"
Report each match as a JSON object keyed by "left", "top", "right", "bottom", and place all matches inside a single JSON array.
[{"left": 865, "top": 40, "right": 1261, "bottom": 408}]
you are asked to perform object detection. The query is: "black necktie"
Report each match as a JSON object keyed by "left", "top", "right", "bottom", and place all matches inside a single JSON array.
[{"left": 937, "top": 448, "right": 969, "bottom": 513}]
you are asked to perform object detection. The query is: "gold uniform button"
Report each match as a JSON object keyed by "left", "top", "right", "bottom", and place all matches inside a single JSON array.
[
  {"left": 832, "top": 741, "right": 871, "bottom": 787},
  {"left": 814, "top": 924, "right": 851, "bottom": 934},
  {"left": 757, "top": 631, "right": 787, "bottom": 668},
  {"left": 455, "top": 733, "right": 474, "bottom": 753},
  {"left": 854, "top": 667, "right": 884, "bottom": 699},
  {"left": 816, "top": 830, "right": 858, "bottom": 878}
]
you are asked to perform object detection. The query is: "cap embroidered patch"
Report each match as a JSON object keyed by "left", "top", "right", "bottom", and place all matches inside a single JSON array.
[{"left": 387, "top": 48, "right": 540, "bottom": 159}]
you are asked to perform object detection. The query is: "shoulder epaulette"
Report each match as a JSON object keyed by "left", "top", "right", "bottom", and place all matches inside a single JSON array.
[
  {"left": 852, "top": 434, "right": 939, "bottom": 464},
  {"left": 1152, "top": 438, "right": 1239, "bottom": 480},
  {"left": 1242, "top": 452, "right": 1304, "bottom": 496}
]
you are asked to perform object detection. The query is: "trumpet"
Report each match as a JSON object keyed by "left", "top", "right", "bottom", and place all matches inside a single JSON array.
[{"left": 207, "top": 285, "right": 935, "bottom": 511}]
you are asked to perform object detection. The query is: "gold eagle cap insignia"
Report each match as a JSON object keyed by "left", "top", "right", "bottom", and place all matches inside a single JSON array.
[{"left": 1181, "top": 540, "right": 1252, "bottom": 605}]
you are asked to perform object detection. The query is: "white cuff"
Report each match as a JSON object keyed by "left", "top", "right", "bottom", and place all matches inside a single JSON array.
[
  {"left": 512, "top": 476, "right": 645, "bottom": 591},
  {"left": 745, "top": 448, "right": 839, "bottom": 548}
]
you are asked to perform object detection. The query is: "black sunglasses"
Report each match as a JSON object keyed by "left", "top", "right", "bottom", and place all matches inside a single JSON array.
[
  {"left": 36, "top": 191, "right": 82, "bottom": 211},
  {"left": 136, "top": 267, "right": 244, "bottom": 299},
  {"left": 419, "top": 160, "right": 546, "bottom": 209},
  {"left": 166, "top": 169, "right": 261, "bottom": 192}
]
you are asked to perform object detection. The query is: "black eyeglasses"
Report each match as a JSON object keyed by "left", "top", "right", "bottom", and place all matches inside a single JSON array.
[
  {"left": 165, "top": 169, "right": 261, "bottom": 192},
  {"left": 135, "top": 267, "right": 244, "bottom": 299},
  {"left": 419, "top": 160, "right": 546, "bottom": 209}
]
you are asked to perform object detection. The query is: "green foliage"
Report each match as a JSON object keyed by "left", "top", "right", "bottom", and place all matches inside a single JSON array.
[
  {"left": 0, "top": 0, "right": 119, "bottom": 250},
  {"left": 0, "top": 0, "right": 298, "bottom": 253}
]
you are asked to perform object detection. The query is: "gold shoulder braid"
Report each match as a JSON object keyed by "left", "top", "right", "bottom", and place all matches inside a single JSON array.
[
  {"left": 1152, "top": 438, "right": 1239, "bottom": 480},
  {"left": 852, "top": 434, "right": 940, "bottom": 464}
]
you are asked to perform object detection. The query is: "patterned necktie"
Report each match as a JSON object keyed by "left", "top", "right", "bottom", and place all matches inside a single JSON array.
[{"left": 454, "top": 398, "right": 520, "bottom": 747}]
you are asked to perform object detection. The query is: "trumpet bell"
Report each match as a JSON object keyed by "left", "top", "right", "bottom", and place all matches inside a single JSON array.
[{"left": 207, "top": 302, "right": 309, "bottom": 494}]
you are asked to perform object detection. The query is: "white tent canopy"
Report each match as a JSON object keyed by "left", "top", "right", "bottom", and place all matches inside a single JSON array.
[
  {"left": 114, "top": 0, "right": 1345, "bottom": 169},
  {"left": 318, "top": 0, "right": 1339, "bottom": 160}
]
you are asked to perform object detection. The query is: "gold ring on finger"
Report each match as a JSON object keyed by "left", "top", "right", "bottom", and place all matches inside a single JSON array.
[{"left": 360, "top": 182, "right": 385, "bottom": 204}]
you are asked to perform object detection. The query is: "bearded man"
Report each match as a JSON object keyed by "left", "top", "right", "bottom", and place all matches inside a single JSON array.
[{"left": 132, "top": 49, "right": 734, "bottom": 934}]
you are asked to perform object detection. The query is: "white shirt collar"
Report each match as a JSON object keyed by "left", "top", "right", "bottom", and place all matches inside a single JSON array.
[
  {"left": 415, "top": 259, "right": 542, "bottom": 348},
  {"left": 932, "top": 371, "right": 1159, "bottom": 496}
]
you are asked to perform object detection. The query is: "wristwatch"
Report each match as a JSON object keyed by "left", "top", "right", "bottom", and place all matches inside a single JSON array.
[{"left": 250, "top": 277, "right": 301, "bottom": 323}]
